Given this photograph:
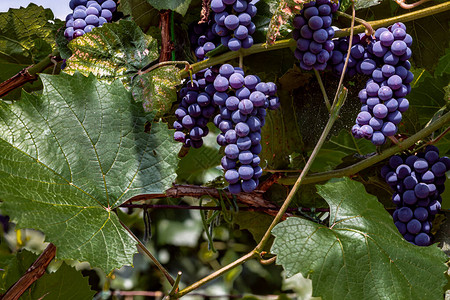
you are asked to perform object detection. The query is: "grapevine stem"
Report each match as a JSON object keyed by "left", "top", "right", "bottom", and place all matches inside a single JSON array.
[
  {"left": 118, "top": 219, "right": 175, "bottom": 286},
  {"left": 314, "top": 69, "right": 331, "bottom": 112},
  {"left": 335, "top": 11, "right": 374, "bottom": 36},
  {"left": 172, "top": 251, "right": 258, "bottom": 298},
  {"left": 139, "top": 60, "right": 191, "bottom": 75},
  {"left": 178, "top": 2, "right": 450, "bottom": 78},
  {"left": 258, "top": 255, "right": 277, "bottom": 265},
  {"left": 278, "top": 110, "right": 450, "bottom": 185},
  {"left": 255, "top": 88, "right": 348, "bottom": 252},
  {"left": 394, "top": 0, "right": 431, "bottom": 10},
  {"left": 168, "top": 271, "right": 182, "bottom": 296},
  {"left": 254, "top": 2, "right": 354, "bottom": 252}
]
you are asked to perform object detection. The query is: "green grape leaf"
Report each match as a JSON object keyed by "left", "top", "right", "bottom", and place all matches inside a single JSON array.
[
  {"left": 407, "top": 10, "right": 449, "bottom": 72},
  {"left": 1, "top": 250, "right": 38, "bottom": 294},
  {"left": 2, "top": 250, "right": 95, "bottom": 299},
  {"left": 64, "top": 20, "right": 158, "bottom": 86},
  {"left": 0, "top": 4, "right": 61, "bottom": 98},
  {"left": 25, "top": 263, "right": 95, "bottom": 300},
  {"left": 131, "top": 65, "right": 180, "bottom": 117},
  {"left": 408, "top": 54, "right": 450, "bottom": 127},
  {"left": 119, "top": 0, "right": 160, "bottom": 29},
  {"left": 271, "top": 178, "right": 448, "bottom": 300},
  {"left": 435, "top": 48, "right": 450, "bottom": 77},
  {"left": 0, "top": 73, "right": 181, "bottom": 272},
  {"left": 310, "top": 130, "right": 376, "bottom": 172},
  {"left": 340, "top": 0, "right": 382, "bottom": 12},
  {"left": 234, "top": 211, "right": 274, "bottom": 243},
  {"left": 147, "top": 0, "right": 193, "bottom": 16},
  {"left": 0, "top": 4, "right": 56, "bottom": 66}
]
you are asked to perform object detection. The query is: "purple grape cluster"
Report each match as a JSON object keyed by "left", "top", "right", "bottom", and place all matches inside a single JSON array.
[
  {"left": 382, "top": 146, "right": 449, "bottom": 246},
  {"left": 210, "top": 0, "right": 257, "bottom": 51},
  {"left": 212, "top": 64, "right": 280, "bottom": 193},
  {"left": 189, "top": 21, "right": 220, "bottom": 61},
  {"left": 351, "top": 23, "right": 414, "bottom": 145},
  {"left": 173, "top": 68, "right": 219, "bottom": 148},
  {"left": 292, "top": 0, "right": 339, "bottom": 71},
  {"left": 328, "top": 33, "right": 371, "bottom": 77},
  {"left": 64, "top": 0, "right": 116, "bottom": 40}
]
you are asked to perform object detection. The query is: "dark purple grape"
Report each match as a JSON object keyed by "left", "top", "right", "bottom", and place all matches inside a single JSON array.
[
  {"left": 241, "top": 179, "right": 257, "bottom": 192},
  {"left": 228, "top": 183, "right": 242, "bottom": 194},
  {"left": 406, "top": 219, "right": 421, "bottom": 234},
  {"left": 413, "top": 159, "right": 428, "bottom": 173},
  {"left": 397, "top": 207, "right": 413, "bottom": 222},
  {"left": 403, "top": 190, "right": 417, "bottom": 205},
  {"left": 415, "top": 233, "right": 430, "bottom": 246}
]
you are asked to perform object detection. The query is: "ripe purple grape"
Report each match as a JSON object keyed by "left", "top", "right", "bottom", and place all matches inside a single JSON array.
[{"left": 383, "top": 147, "right": 448, "bottom": 245}]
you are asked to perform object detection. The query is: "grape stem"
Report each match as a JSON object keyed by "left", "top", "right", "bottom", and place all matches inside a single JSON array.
[
  {"left": 138, "top": 60, "right": 191, "bottom": 75},
  {"left": 388, "top": 135, "right": 401, "bottom": 146},
  {"left": 258, "top": 255, "right": 277, "bottom": 265},
  {"left": 314, "top": 69, "right": 331, "bottom": 112},
  {"left": 178, "top": 1, "right": 450, "bottom": 78},
  {"left": 239, "top": 52, "right": 244, "bottom": 69},
  {"left": 335, "top": 11, "right": 374, "bottom": 36},
  {"left": 168, "top": 271, "right": 182, "bottom": 296},
  {"left": 394, "top": 0, "right": 431, "bottom": 10}
]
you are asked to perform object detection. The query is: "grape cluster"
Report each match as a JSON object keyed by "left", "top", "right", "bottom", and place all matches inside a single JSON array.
[
  {"left": 212, "top": 64, "right": 280, "bottom": 193},
  {"left": 173, "top": 68, "right": 219, "bottom": 148},
  {"left": 292, "top": 0, "right": 339, "bottom": 71},
  {"left": 351, "top": 23, "right": 414, "bottom": 145},
  {"left": 328, "top": 33, "right": 370, "bottom": 77},
  {"left": 382, "top": 146, "right": 449, "bottom": 246},
  {"left": 64, "top": 0, "right": 116, "bottom": 41},
  {"left": 210, "top": 0, "right": 257, "bottom": 51},
  {"left": 189, "top": 21, "right": 220, "bottom": 61}
]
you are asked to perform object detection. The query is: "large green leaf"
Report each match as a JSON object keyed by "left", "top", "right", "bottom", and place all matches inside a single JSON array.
[
  {"left": 0, "top": 73, "right": 181, "bottom": 272},
  {"left": 147, "top": 0, "right": 193, "bottom": 16},
  {"left": 64, "top": 20, "right": 158, "bottom": 85},
  {"left": 271, "top": 178, "right": 447, "bottom": 300},
  {"left": 0, "top": 4, "right": 61, "bottom": 98},
  {"left": 407, "top": 9, "right": 449, "bottom": 72},
  {"left": 2, "top": 250, "right": 95, "bottom": 299},
  {"left": 0, "top": 4, "right": 56, "bottom": 67},
  {"left": 119, "top": 0, "right": 159, "bottom": 30},
  {"left": 234, "top": 211, "right": 274, "bottom": 243},
  {"left": 131, "top": 65, "right": 180, "bottom": 117},
  {"left": 408, "top": 50, "right": 450, "bottom": 127}
]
